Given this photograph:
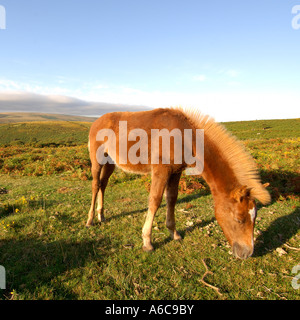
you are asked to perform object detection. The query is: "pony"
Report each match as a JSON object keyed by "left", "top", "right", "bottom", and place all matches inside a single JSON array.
[{"left": 86, "top": 107, "right": 270, "bottom": 259}]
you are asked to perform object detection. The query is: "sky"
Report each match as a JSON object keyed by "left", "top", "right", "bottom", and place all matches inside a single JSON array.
[{"left": 0, "top": 0, "right": 300, "bottom": 121}]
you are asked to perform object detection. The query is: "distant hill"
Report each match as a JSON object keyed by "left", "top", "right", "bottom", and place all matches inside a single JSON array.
[{"left": 0, "top": 112, "right": 98, "bottom": 124}]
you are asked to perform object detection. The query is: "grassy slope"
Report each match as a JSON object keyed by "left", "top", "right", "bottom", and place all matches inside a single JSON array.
[
  {"left": 223, "top": 118, "right": 300, "bottom": 140},
  {"left": 0, "top": 121, "right": 91, "bottom": 146},
  {"left": 0, "top": 112, "right": 97, "bottom": 124},
  {"left": 0, "top": 117, "right": 299, "bottom": 147},
  {"left": 0, "top": 118, "right": 299, "bottom": 300}
]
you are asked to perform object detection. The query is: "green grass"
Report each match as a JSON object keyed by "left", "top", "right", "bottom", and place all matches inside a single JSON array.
[
  {"left": 0, "top": 118, "right": 299, "bottom": 300},
  {"left": 0, "top": 121, "right": 91, "bottom": 146},
  {"left": 223, "top": 118, "right": 300, "bottom": 140}
]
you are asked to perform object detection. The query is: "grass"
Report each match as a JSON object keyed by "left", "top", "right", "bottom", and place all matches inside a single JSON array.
[
  {"left": 0, "top": 121, "right": 91, "bottom": 146},
  {"left": 0, "top": 118, "right": 299, "bottom": 300},
  {"left": 223, "top": 118, "right": 300, "bottom": 140}
]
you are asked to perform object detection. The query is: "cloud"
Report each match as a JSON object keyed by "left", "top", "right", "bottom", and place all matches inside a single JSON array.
[
  {"left": 0, "top": 79, "right": 21, "bottom": 90},
  {"left": 217, "top": 69, "right": 240, "bottom": 78},
  {"left": 0, "top": 79, "right": 152, "bottom": 116},
  {"left": 193, "top": 75, "right": 207, "bottom": 82},
  {"left": 225, "top": 69, "right": 240, "bottom": 78},
  {"left": 0, "top": 91, "right": 149, "bottom": 116},
  {"left": 0, "top": 77, "right": 299, "bottom": 122}
]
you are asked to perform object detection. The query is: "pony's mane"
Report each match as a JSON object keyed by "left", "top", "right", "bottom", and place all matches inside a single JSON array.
[{"left": 173, "top": 106, "right": 271, "bottom": 204}]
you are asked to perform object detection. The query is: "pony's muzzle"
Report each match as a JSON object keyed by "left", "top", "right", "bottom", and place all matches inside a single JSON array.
[{"left": 232, "top": 242, "right": 253, "bottom": 259}]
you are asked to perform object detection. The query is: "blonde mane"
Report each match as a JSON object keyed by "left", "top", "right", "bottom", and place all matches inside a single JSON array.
[{"left": 174, "top": 106, "right": 271, "bottom": 204}]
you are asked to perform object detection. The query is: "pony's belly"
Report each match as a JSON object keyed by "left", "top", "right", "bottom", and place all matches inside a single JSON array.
[{"left": 116, "top": 163, "right": 152, "bottom": 174}]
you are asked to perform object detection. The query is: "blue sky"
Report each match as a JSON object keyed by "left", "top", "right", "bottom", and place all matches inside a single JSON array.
[{"left": 0, "top": 0, "right": 300, "bottom": 121}]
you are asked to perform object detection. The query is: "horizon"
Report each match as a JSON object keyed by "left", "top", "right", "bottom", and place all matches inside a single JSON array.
[
  {"left": 1, "top": 1, "right": 300, "bottom": 122},
  {"left": 1, "top": 110, "right": 299, "bottom": 124}
]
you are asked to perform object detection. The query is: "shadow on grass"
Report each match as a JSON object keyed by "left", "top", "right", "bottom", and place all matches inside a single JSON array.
[
  {"left": 253, "top": 206, "right": 300, "bottom": 257},
  {"left": 102, "top": 190, "right": 212, "bottom": 251},
  {"left": 176, "top": 192, "right": 205, "bottom": 204},
  {"left": 0, "top": 237, "right": 112, "bottom": 299},
  {"left": 106, "top": 187, "right": 207, "bottom": 222},
  {"left": 260, "top": 169, "right": 300, "bottom": 204},
  {"left": 0, "top": 199, "right": 58, "bottom": 218},
  {"left": 153, "top": 217, "right": 215, "bottom": 250},
  {"left": 251, "top": 168, "right": 300, "bottom": 257}
]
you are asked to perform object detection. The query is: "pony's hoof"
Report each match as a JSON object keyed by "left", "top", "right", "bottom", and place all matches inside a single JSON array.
[
  {"left": 174, "top": 233, "right": 182, "bottom": 241},
  {"left": 142, "top": 245, "right": 154, "bottom": 252},
  {"left": 85, "top": 221, "right": 94, "bottom": 228},
  {"left": 168, "top": 229, "right": 182, "bottom": 241},
  {"left": 98, "top": 214, "right": 106, "bottom": 222}
]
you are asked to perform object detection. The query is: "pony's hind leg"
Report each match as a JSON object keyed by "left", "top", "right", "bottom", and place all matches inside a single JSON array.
[
  {"left": 165, "top": 172, "right": 182, "bottom": 241},
  {"left": 86, "top": 162, "right": 102, "bottom": 227},
  {"left": 142, "top": 167, "right": 170, "bottom": 251},
  {"left": 96, "top": 163, "right": 115, "bottom": 222}
]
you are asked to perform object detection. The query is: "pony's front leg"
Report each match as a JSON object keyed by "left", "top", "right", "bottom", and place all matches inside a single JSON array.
[{"left": 142, "top": 167, "right": 170, "bottom": 251}]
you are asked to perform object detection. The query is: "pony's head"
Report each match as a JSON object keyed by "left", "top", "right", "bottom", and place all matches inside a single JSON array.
[{"left": 215, "top": 185, "right": 261, "bottom": 259}]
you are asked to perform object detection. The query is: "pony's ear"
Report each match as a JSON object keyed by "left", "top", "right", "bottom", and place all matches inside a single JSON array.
[
  {"left": 231, "top": 186, "right": 252, "bottom": 203},
  {"left": 262, "top": 182, "right": 270, "bottom": 188}
]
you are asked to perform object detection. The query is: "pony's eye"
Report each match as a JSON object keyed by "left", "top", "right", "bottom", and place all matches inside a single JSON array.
[{"left": 234, "top": 217, "right": 245, "bottom": 224}]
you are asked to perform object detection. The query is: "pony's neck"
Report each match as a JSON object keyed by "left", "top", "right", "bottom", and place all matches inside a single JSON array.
[
  {"left": 200, "top": 137, "right": 238, "bottom": 199},
  {"left": 178, "top": 106, "right": 270, "bottom": 205}
]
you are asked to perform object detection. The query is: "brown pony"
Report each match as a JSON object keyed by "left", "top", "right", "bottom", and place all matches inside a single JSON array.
[{"left": 86, "top": 107, "right": 270, "bottom": 259}]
